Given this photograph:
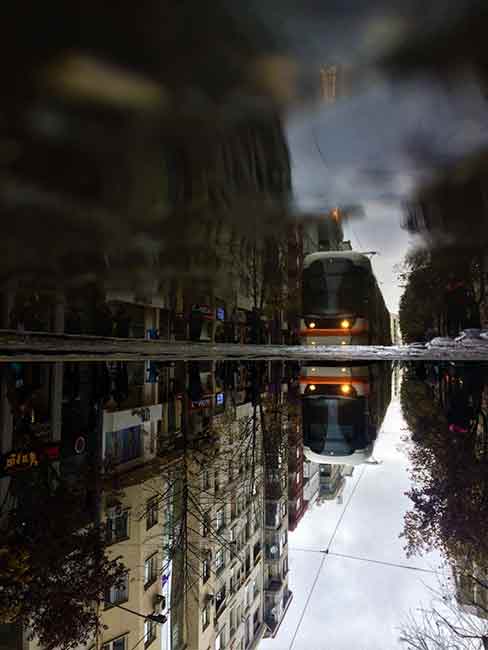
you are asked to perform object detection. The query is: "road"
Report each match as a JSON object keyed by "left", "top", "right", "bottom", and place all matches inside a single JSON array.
[{"left": 1, "top": 331, "right": 488, "bottom": 361}]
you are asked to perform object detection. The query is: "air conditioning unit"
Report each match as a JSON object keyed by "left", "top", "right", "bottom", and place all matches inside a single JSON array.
[
  {"left": 153, "top": 594, "right": 166, "bottom": 613},
  {"left": 270, "top": 545, "right": 278, "bottom": 555}
]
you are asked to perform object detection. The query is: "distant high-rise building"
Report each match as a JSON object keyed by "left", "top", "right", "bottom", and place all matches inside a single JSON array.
[
  {"left": 390, "top": 313, "right": 402, "bottom": 345},
  {"left": 319, "top": 65, "right": 352, "bottom": 103}
]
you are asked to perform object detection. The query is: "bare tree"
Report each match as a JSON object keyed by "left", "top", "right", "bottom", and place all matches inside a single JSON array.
[{"left": 400, "top": 571, "right": 488, "bottom": 650}]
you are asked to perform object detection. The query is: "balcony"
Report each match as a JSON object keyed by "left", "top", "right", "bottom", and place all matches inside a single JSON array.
[
  {"left": 265, "top": 577, "right": 283, "bottom": 593},
  {"left": 264, "top": 508, "right": 280, "bottom": 530},
  {"left": 264, "top": 589, "right": 293, "bottom": 638}
]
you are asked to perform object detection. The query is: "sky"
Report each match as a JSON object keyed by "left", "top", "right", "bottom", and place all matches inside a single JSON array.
[
  {"left": 260, "top": 372, "right": 445, "bottom": 650},
  {"left": 286, "top": 71, "right": 488, "bottom": 314}
]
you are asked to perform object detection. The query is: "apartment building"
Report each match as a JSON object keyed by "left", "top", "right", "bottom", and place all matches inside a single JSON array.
[
  {"left": 319, "top": 64, "right": 353, "bottom": 103},
  {"left": 317, "top": 464, "right": 347, "bottom": 505},
  {"left": 455, "top": 558, "right": 488, "bottom": 620},
  {"left": 186, "top": 401, "right": 266, "bottom": 650},
  {"left": 91, "top": 463, "right": 173, "bottom": 650},
  {"left": 288, "top": 419, "right": 305, "bottom": 533},
  {"left": 302, "top": 460, "right": 320, "bottom": 510},
  {"left": 262, "top": 387, "right": 293, "bottom": 639}
]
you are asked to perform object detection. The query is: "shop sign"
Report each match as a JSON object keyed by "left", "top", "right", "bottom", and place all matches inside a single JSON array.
[
  {"left": 0, "top": 444, "right": 61, "bottom": 477},
  {"left": 190, "top": 396, "right": 213, "bottom": 410}
]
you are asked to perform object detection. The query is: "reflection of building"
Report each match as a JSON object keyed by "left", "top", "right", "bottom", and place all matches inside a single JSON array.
[
  {"left": 95, "top": 464, "right": 174, "bottom": 650},
  {"left": 1, "top": 359, "right": 298, "bottom": 650},
  {"left": 390, "top": 313, "right": 401, "bottom": 345},
  {"left": 186, "top": 400, "right": 266, "bottom": 650},
  {"left": 319, "top": 65, "right": 352, "bottom": 103},
  {"left": 455, "top": 560, "right": 488, "bottom": 620},
  {"left": 262, "top": 383, "right": 293, "bottom": 639},
  {"left": 317, "top": 465, "right": 354, "bottom": 505},
  {"left": 303, "top": 460, "right": 320, "bottom": 508},
  {"left": 288, "top": 414, "right": 305, "bottom": 532},
  {"left": 18, "top": 443, "right": 176, "bottom": 650}
]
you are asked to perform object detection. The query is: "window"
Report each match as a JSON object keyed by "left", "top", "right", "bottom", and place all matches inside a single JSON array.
[
  {"left": 146, "top": 498, "right": 158, "bottom": 530},
  {"left": 202, "top": 557, "right": 210, "bottom": 583},
  {"left": 215, "top": 474, "right": 221, "bottom": 493},
  {"left": 103, "top": 635, "right": 127, "bottom": 650},
  {"left": 253, "top": 541, "right": 261, "bottom": 563},
  {"left": 202, "top": 469, "right": 210, "bottom": 491},
  {"left": 216, "top": 507, "right": 225, "bottom": 531},
  {"left": 144, "top": 619, "right": 157, "bottom": 648},
  {"left": 144, "top": 554, "right": 158, "bottom": 589},
  {"left": 245, "top": 616, "right": 251, "bottom": 646},
  {"left": 105, "top": 426, "right": 142, "bottom": 466},
  {"left": 296, "top": 447, "right": 300, "bottom": 458},
  {"left": 105, "top": 574, "right": 128, "bottom": 606},
  {"left": 252, "top": 578, "right": 259, "bottom": 601},
  {"left": 281, "top": 530, "right": 287, "bottom": 548},
  {"left": 253, "top": 512, "right": 259, "bottom": 533},
  {"left": 215, "top": 548, "right": 225, "bottom": 573},
  {"left": 244, "top": 584, "right": 250, "bottom": 609},
  {"left": 296, "top": 472, "right": 300, "bottom": 484},
  {"left": 106, "top": 510, "right": 129, "bottom": 544},
  {"left": 283, "top": 557, "right": 289, "bottom": 576},
  {"left": 201, "top": 604, "right": 210, "bottom": 630},
  {"left": 229, "top": 607, "right": 236, "bottom": 635},
  {"left": 215, "top": 628, "right": 225, "bottom": 650},
  {"left": 203, "top": 512, "right": 210, "bottom": 537},
  {"left": 245, "top": 550, "right": 251, "bottom": 577},
  {"left": 253, "top": 609, "right": 260, "bottom": 633},
  {"left": 296, "top": 496, "right": 302, "bottom": 512},
  {"left": 280, "top": 502, "right": 287, "bottom": 518},
  {"left": 245, "top": 516, "right": 251, "bottom": 541},
  {"left": 216, "top": 585, "right": 226, "bottom": 612}
]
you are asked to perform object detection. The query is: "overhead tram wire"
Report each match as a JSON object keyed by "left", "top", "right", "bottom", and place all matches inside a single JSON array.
[
  {"left": 290, "top": 548, "right": 438, "bottom": 574},
  {"left": 325, "top": 551, "right": 439, "bottom": 574},
  {"left": 313, "top": 129, "right": 365, "bottom": 251},
  {"left": 287, "top": 467, "right": 366, "bottom": 650}
]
